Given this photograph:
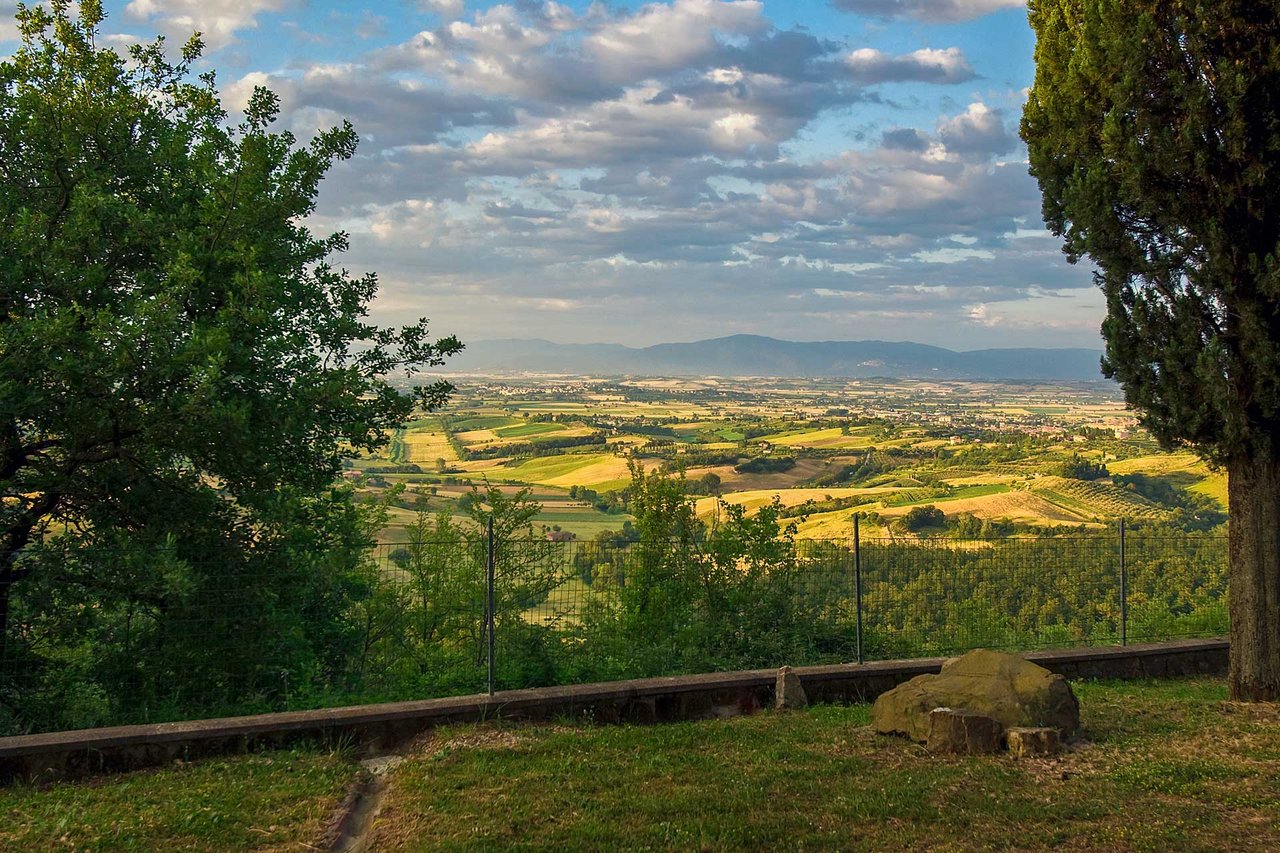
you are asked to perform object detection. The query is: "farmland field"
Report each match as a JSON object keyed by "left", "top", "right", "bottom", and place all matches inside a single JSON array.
[
  {"left": 353, "top": 375, "right": 1227, "bottom": 541},
  {"left": 389, "top": 419, "right": 456, "bottom": 465},
  {"left": 494, "top": 453, "right": 637, "bottom": 490}
]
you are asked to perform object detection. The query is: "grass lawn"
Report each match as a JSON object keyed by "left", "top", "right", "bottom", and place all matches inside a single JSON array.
[
  {"left": 5, "top": 678, "right": 1277, "bottom": 851},
  {"left": 370, "top": 677, "right": 1280, "bottom": 851},
  {"left": 0, "top": 748, "right": 355, "bottom": 852}
]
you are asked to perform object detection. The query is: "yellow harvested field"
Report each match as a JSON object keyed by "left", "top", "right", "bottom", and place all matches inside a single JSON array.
[
  {"left": 794, "top": 510, "right": 890, "bottom": 540},
  {"left": 455, "top": 458, "right": 507, "bottom": 473},
  {"left": 455, "top": 428, "right": 500, "bottom": 445},
  {"left": 494, "top": 453, "right": 650, "bottom": 491},
  {"left": 877, "top": 490, "right": 1091, "bottom": 525},
  {"left": 942, "top": 474, "right": 1023, "bottom": 487},
  {"left": 760, "top": 428, "right": 876, "bottom": 450},
  {"left": 685, "top": 459, "right": 834, "bottom": 491},
  {"left": 1108, "top": 454, "right": 1207, "bottom": 475},
  {"left": 538, "top": 457, "right": 635, "bottom": 488},
  {"left": 695, "top": 487, "right": 902, "bottom": 517},
  {"left": 398, "top": 424, "right": 456, "bottom": 464}
]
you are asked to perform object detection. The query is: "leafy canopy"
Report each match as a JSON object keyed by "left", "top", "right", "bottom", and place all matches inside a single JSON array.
[{"left": 0, "top": 0, "right": 461, "bottom": 562}]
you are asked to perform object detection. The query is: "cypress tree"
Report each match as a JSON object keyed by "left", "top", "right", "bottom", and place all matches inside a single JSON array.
[{"left": 1022, "top": 1, "right": 1280, "bottom": 699}]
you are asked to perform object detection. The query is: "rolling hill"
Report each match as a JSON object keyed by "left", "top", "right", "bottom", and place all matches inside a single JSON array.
[{"left": 443, "top": 335, "right": 1106, "bottom": 381}]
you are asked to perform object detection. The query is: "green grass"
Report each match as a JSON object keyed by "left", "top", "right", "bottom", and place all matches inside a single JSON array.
[
  {"left": 369, "top": 677, "right": 1280, "bottom": 851},
  {"left": 895, "top": 483, "right": 1012, "bottom": 507},
  {"left": 8, "top": 678, "right": 1277, "bottom": 851},
  {"left": 0, "top": 748, "right": 355, "bottom": 852},
  {"left": 496, "top": 422, "right": 568, "bottom": 439},
  {"left": 533, "top": 507, "right": 631, "bottom": 538}
]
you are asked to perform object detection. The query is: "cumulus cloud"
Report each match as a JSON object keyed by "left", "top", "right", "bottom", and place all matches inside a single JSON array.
[
  {"left": 125, "top": 0, "right": 292, "bottom": 51},
  {"left": 831, "top": 0, "right": 1027, "bottom": 23},
  {"left": 881, "top": 128, "right": 932, "bottom": 152},
  {"left": 0, "top": 1, "right": 18, "bottom": 43},
  {"left": 224, "top": 65, "right": 515, "bottom": 150},
  {"left": 418, "top": 0, "right": 465, "bottom": 21},
  {"left": 151, "top": 0, "right": 1087, "bottom": 347},
  {"left": 938, "top": 102, "right": 1015, "bottom": 156},
  {"left": 582, "top": 0, "right": 768, "bottom": 81},
  {"left": 844, "top": 47, "right": 975, "bottom": 84}
]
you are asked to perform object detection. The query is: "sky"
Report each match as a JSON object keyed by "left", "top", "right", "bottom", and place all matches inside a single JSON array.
[{"left": 4, "top": 1, "right": 1106, "bottom": 351}]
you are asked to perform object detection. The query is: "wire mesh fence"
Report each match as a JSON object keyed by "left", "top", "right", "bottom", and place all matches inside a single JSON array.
[{"left": 0, "top": 529, "right": 1229, "bottom": 735}]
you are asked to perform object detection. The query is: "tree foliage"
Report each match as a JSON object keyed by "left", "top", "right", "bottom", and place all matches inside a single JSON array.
[
  {"left": 0, "top": 2, "right": 461, "bottom": 726},
  {"left": 1022, "top": 1, "right": 1280, "bottom": 699},
  {"left": 0, "top": 3, "right": 459, "bottom": 574},
  {"left": 1021, "top": 0, "right": 1280, "bottom": 462}
]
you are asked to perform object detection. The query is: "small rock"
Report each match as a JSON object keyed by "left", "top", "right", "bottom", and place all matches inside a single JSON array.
[
  {"left": 1005, "top": 726, "right": 1060, "bottom": 757},
  {"left": 359, "top": 755, "right": 405, "bottom": 776},
  {"left": 926, "top": 707, "right": 1003, "bottom": 754},
  {"left": 776, "top": 665, "right": 808, "bottom": 710}
]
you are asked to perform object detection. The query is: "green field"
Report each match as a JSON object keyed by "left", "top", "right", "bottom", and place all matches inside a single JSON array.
[
  {"left": 451, "top": 415, "right": 521, "bottom": 431},
  {"left": 756, "top": 426, "right": 879, "bottom": 449},
  {"left": 490, "top": 452, "right": 637, "bottom": 492},
  {"left": 356, "top": 378, "right": 1225, "bottom": 537}
]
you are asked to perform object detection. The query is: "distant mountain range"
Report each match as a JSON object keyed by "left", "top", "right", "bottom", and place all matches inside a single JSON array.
[{"left": 441, "top": 335, "right": 1107, "bottom": 381}]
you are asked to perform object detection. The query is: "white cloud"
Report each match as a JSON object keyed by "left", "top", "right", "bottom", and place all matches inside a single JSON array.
[
  {"left": 0, "top": 1, "right": 18, "bottom": 43},
  {"left": 583, "top": 0, "right": 767, "bottom": 81},
  {"left": 938, "top": 102, "right": 1014, "bottom": 156},
  {"left": 125, "top": 0, "right": 291, "bottom": 51},
  {"left": 914, "top": 247, "right": 996, "bottom": 264},
  {"left": 419, "top": 0, "right": 464, "bottom": 22},
  {"left": 844, "top": 47, "right": 975, "bottom": 84}
]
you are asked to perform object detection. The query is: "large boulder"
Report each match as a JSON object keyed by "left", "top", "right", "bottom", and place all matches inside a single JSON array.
[{"left": 871, "top": 649, "right": 1079, "bottom": 742}]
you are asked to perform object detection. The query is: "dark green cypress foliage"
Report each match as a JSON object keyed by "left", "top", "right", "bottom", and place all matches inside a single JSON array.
[{"left": 1022, "top": 1, "right": 1280, "bottom": 699}]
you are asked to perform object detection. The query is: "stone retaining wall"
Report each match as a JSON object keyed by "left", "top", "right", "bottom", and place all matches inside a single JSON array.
[{"left": 0, "top": 637, "right": 1227, "bottom": 784}]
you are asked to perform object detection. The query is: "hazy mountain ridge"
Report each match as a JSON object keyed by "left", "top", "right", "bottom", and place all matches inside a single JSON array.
[{"left": 443, "top": 335, "right": 1106, "bottom": 381}]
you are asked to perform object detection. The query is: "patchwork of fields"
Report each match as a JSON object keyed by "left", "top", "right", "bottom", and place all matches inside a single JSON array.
[{"left": 354, "top": 377, "right": 1225, "bottom": 542}]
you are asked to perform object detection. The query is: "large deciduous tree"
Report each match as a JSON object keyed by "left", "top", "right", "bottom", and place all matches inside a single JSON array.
[
  {"left": 1022, "top": 1, "right": 1280, "bottom": 699},
  {"left": 0, "top": 2, "right": 460, "bottom": 655}
]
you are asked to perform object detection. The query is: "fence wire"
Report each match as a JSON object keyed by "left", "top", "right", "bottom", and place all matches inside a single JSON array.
[{"left": 0, "top": 532, "right": 1229, "bottom": 735}]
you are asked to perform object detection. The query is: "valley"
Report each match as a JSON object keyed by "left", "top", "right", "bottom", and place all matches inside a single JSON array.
[{"left": 349, "top": 375, "right": 1226, "bottom": 543}]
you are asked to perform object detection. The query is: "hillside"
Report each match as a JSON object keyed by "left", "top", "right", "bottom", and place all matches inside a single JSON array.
[{"left": 444, "top": 335, "right": 1106, "bottom": 381}]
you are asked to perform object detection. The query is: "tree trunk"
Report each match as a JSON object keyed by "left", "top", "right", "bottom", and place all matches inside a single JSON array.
[{"left": 1228, "top": 454, "right": 1280, "bottom": 701}]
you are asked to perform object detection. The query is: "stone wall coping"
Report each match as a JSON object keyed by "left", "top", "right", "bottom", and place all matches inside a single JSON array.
[{"left": 0, "top": 637, "right": 1229, "bottom": 775}]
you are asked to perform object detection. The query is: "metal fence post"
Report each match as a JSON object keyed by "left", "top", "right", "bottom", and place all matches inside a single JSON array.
[
  {"left": 487, "top": 515, "right": 496, "bottom": 696},
  {"left": 854, "top": 513, "right": 864, "bottom": 665},
  {"left": 1119, "top": 517, "right": 1128, "bottom": 647}
]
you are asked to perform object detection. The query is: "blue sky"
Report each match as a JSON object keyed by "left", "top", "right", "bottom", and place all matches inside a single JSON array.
[{"left": 4, "top": 1, "right": 1105, "bottom": 350}]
